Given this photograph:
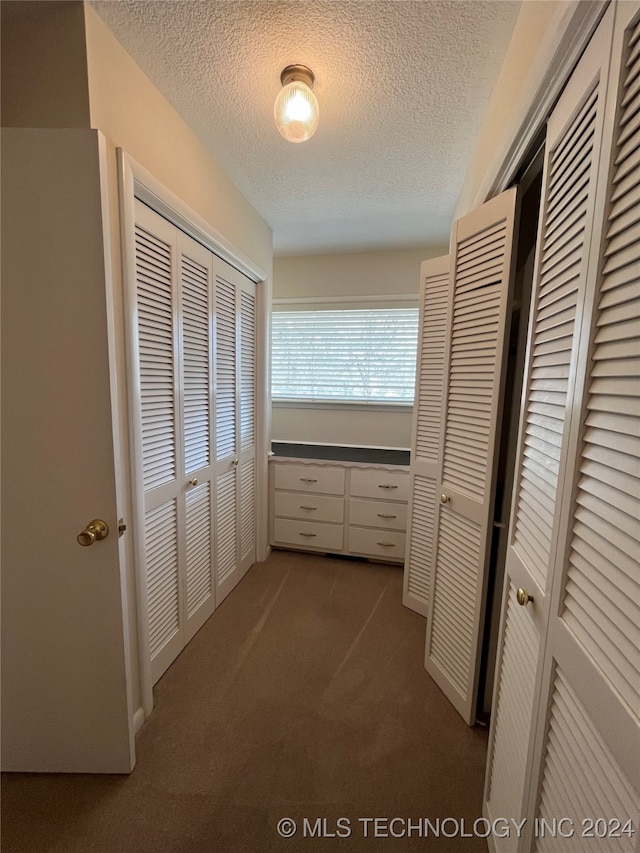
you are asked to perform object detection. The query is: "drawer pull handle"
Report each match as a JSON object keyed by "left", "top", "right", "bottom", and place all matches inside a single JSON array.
[
  {"left": 378, "top": 484, "right": 398, "bottom": 489},
  {"left": 300, "top": 477, "right": 318, "bottom": 483},
  {"left": 377, "top": 541, "right": 396, "bottom": 547},
  {"left": 299, "top": 532, "right": 317, "bottom": 538},
  {"left": 377, "top": 513, "right": 397, "bottom": 519},
  {"left": 299, "top": 505, "right": 318, "bottom": 511}
]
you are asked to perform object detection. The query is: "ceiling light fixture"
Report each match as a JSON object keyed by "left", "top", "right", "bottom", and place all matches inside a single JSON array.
[{"left": 274, "top": 65, "right": 319, "bottom": 143}]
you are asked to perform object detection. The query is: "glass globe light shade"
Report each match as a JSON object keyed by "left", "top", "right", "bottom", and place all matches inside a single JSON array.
[{"left": 274, "top": 80, "right": 319, "bottom": 143}]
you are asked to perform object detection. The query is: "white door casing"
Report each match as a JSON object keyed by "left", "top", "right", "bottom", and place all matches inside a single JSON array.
[
  {"left": 404, "top": 254, "right": 450, "bottom": 617},
  {"left": 425, "top": 187, "right": 519, "bottom": 726}
]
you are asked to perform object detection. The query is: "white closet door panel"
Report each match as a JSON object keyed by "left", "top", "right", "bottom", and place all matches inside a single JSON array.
[
  {"left": 181, "top": 251, "right": 211, "bottom": 475},
  {"left": 413, "top": 255, "right": 449, "bottom": 464},
  {"left": 240, "top": 287, "right": 256, "bottom": 453},
  {"left": 214, "top": 263, "right": 257, "bottom": 605},
  {"left": 426, "top": 188, "right": 518, "bottom": 725},
  {"left": 135, "top": 222, "right": 177, "bottom": 492},
  {"left": 215, "top": 274, "right": 237, "bottom": 462},
  {"left": 240, "top": 457, "right": 256, "bottom": 564},
  {"left": 145, "top": 498, "right": 182, "bottom": 684},
  {"left": 404, "top": 473, "right": 437, "bottom": 615},
  {"left": 429, "top": 507, "right": 481, "bottom": 695},
  {"left": 179, "top": 234, "right": 215, "bottom": 642},
  {"left": 485, "top": 584, "right": 540, "bottom": 852},
  {"left": 404, "top": 254, "right": 449, "bottom": 616},
  {"left": 184, "top": 482, "right": 214, "bottom": 640},
  {"left": 215, "top": 469, "right": 237, "bottom": 595},
  {"left": 512, "top": 83, "right": 602, "bottom": 592},
  {"left": 239, "top": 281, "right": 257, "bottom": 572},
  {"left": 533, "top": 668, "right": 637, "bottom": 853}
]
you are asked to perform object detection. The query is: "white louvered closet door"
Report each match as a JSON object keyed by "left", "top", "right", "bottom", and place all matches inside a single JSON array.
[
  {"left": 483, "top": 5, "right": 640, "bottom": 850},
  {"left": 179, "top": 231, "right": 215, "bottom": 644},
  {"left": 214, "top": 259, "right": 257, "bottom": 604},
  {"left": 403, "top": 255, "right": 449, "bottom": 616},
  {"left": 424, "top": 187, "right": 519, "bottom": 726},
  {"left": 133, "top": 201, "right": 215, "bottom": 684},
  {"left": 133, "top": 202, "right": 184, "bottom": 683},
  {"left": 527, "top": 3, "right": 639, "bottom": 847},
  {"left": 238, "top": 278, "right": 257, "bottom": 575}
]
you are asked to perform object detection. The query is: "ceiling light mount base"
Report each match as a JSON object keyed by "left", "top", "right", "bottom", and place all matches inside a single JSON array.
[{"left": 280, "top": 64, "right": 315, "bottom": 90}]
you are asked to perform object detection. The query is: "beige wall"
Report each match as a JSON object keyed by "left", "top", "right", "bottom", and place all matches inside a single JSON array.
[
  {"left": 274, "top": 247, "right": 443, "bottom": 302},
  {"left": 455, "top": 0, "right": 574, "bottom": 218},
  {"left": 272, "top": 246, "right": 447, "bottom": 449},
  {"left": 84, "top": 6, "right": 272, "bottom": 274},
  {"left": 1, "top": 1, "right": 91, "bottom": 129}
]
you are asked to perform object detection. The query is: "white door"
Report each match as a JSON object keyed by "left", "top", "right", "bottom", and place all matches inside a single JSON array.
[
  {"left": 425, "top": 187, "right": 519, "bottom": 725},
  {"left": 484, "top": 4, "right": 640, "bottom": 848},
  {"left": 524, "top": 2, "right": 639, "bottom": 844},
  {"left": 132, "top": 200, "right": 215, "bottom": 684},
  {"left": 403, "top": 254, "right": 450, "bottom": 616},
  {"left": 214, "top": 260, "right": 257, "bottom": 604},
  {"left": 238, "top": 278, "right": 258, "bottom": 574},
  {"left": 1, "top": 128, "right": 134, "bottom": 772}
]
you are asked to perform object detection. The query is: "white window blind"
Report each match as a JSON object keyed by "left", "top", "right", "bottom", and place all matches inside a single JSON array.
[{"left": 272, "top": 308, "right": 419, "bottom": 403}]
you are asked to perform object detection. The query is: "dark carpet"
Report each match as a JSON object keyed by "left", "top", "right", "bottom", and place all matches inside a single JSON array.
[{"left": 2, "top": 550, "right": 489, "bottom": 852}]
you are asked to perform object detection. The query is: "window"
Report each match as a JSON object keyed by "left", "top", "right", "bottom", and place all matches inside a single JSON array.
[{"left": 272, "top": 307, "right": 419, "bottom": 404}]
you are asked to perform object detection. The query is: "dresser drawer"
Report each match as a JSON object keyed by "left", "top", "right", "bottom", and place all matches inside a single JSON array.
[
  {"left": 348, "top": 527, "right": 406, "bottom": 561},
  {"left": 274, "top": 491, "right": 344, "bottom": 523},
  {"left": 274, "top": 464, "right": 345, "bottom": 496},
  {"left": 349, "top": 498, "right": 407, "bottom": 530},
  {"left": 274, "top": 518, "right": 344, "bottom": 551},
  {"left": 350, "top": 467, "right": 409, "bottom": 501}
]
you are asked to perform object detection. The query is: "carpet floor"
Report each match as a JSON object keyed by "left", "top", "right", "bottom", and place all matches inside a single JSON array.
[{"left": 2, "top": 550, "right": 489, "bottom": 852}]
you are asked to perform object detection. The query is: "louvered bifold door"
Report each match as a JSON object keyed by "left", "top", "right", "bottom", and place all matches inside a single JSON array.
[
  {"left": 527, "top": 4, "right": 640, "bottom": 848},
  {"left": 483, "top": 7, "right": 626, "bottom": 851},
  {"left": 403, "top": 255, "right": 449, "bottom": 616},
  {"left": 214, "top": 259, "right": 257, "bottom": 604},
  {"left": 178, "top": 231, "right": 215, "bottom": 644},
  {"left": 132, "top": 201, "right": 184, "bottom": 684},
  {"left": 238, "top": 278, "right": 257, "bottom": 574},
  {"left": 425, "top": 187, "right": 519, "bottom": 726}
]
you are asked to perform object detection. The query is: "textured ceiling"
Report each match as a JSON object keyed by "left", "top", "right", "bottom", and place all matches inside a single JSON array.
[{"left": 91, "top": 0, "right": 520, "bottom": 255}]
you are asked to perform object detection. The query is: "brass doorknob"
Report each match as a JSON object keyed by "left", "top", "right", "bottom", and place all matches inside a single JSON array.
[
  {"left": 232, "top": 458, "right": 239, "bottom": 466},
  {"left": 440, "top": 493, "right": 450, "bottom": 504},
  {"left": 516, "top": 588, "right": 534, "bottom": 607},
  {"left": 77, "top": 519, "right": 109, "bottom": 547},
  {"left": 189, "top": 478, "right": 198, "bottom": 486}
]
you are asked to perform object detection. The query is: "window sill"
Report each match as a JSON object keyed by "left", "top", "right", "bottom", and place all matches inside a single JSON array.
[{"left": 272, "top": 399, "right": 413, "bottom": 413}]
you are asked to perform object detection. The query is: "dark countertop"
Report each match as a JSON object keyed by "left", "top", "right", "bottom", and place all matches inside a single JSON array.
[{"left": 271, "top": 442, "right": 410, "bottom": 466}]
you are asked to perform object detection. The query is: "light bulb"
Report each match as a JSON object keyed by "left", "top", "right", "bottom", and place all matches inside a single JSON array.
[{"left": 274, "top": 66, "right": 319, "bottom": 143}]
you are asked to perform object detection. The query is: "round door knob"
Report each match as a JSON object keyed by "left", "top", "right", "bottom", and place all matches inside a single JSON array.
[
  {"left": 516, "top": 588, "right": 534, "bottom": 607},
  {"left": 77, "top": 519, "right": 109, "bottom": 547},
  {"left": 189, "top": 478, "right": 198, "bottom": 486},
  {"left": 232, "top": 458, "right": 239, "bottom": 466},
  {"left": 440, "top": 493, "right": 450, "bottom": 504}
]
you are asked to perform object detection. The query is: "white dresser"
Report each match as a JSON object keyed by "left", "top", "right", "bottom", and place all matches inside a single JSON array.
[{"left": 270, "top": 457, "right": 410, "bottom": 563}]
